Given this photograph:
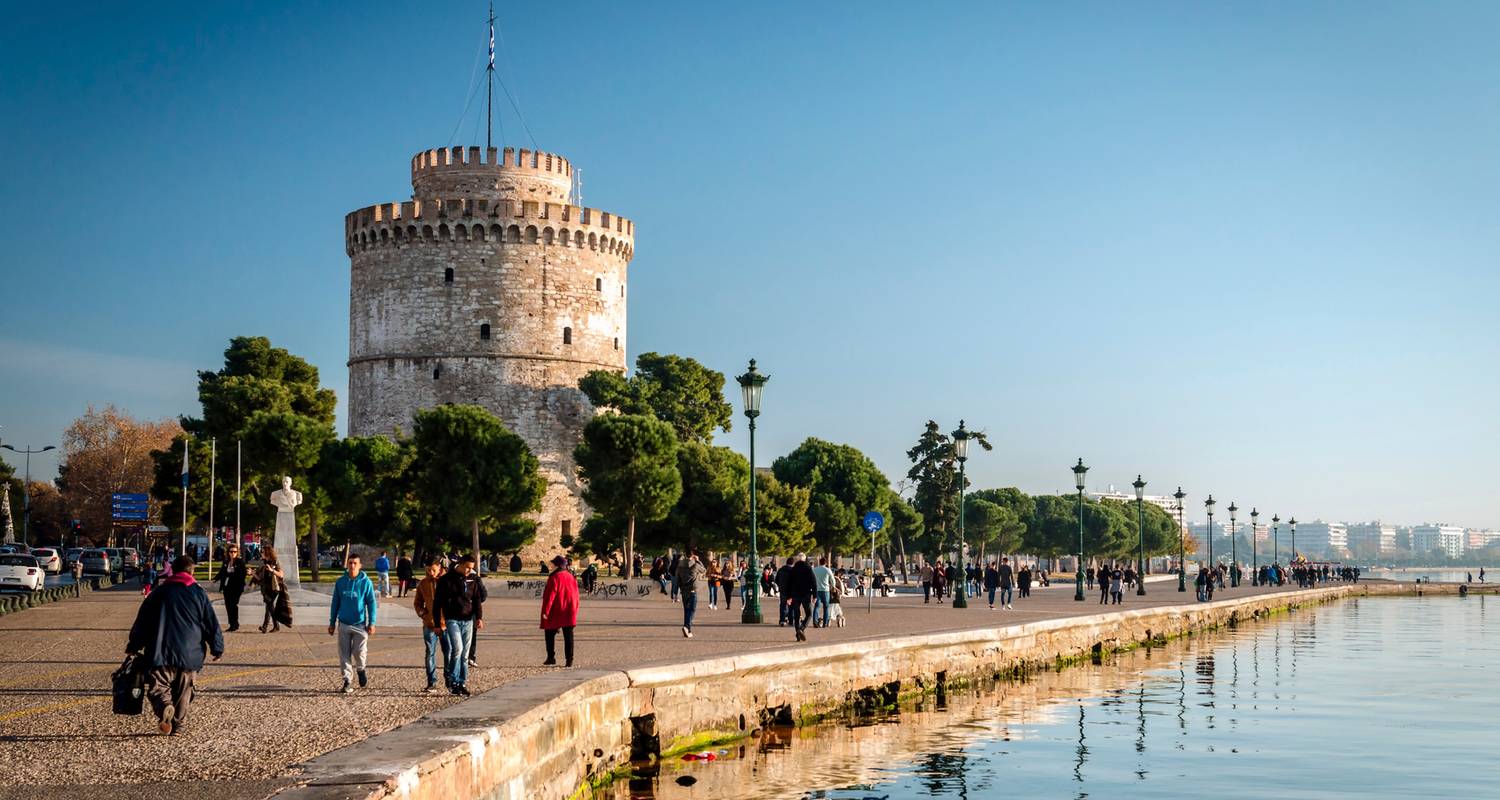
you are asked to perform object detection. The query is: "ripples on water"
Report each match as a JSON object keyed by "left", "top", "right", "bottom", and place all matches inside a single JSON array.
[{"left": 595, "top": 597, "right": 1497, "bottom": 799}]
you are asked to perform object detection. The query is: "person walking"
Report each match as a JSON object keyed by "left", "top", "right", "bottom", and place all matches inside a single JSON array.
[
  {"left": 540, "top": 555, "right": 579, "bottom": 666},
  {"left": 1110, "top": 566, "right": 1124, "bottom": 605},
  {"left": 812, "top": 557, "right": 834, "bottom": 628},
  {"left": 256, "top": 547, "right": 291, "bottom": 633},
  {"left": 396, "top": 552, "right": 414, "bottom": 598},
  {"left": 774, "top": 559, "right": 794, "bottom": 626},
  {"left": 328, "top": 554, "right": 378, "bottom": 693},
  {"left": 126, "top": 555, "right": 223, "bottom": 736},
  {"left": 373, "top": 551, "right": 391, "bottom": 598},
  {"left": 718, "top": 560, "right": 736, "bottom": 612},
  {"left": 412, "top": 559, "right": 447, "bottom": 693},
  {"left": 983, "top": 561, "right": 1000, "bottom": 609},
  {"left": 998, "top": 557, "right": 1014, "bottom": 609},
  {"left": 920, "top": 562, "right": 934, "bottom": 604},
  {"left": 434, "top": 555, "right": 484, "bottom": 696},
  {"left": 676, "top": 549, "right": 706, "bottom": 638},
  {"left": 706, "top": 558, "right": 721, "bottom": 611},
  {"left": 931, "top": 560, "right": 948, "bottom": 604},
  {"left": 215, "top": 545, "right": 248, "bottom": 632},
  {"left": 789, "top": 553, "right": 817, "bottom": 642},
  {"left": 1099, "top": 564, "right": 1112, "bottom": 605},
  {"left": 1018, "top": 563, "right": 1032, "bottom": 599}
]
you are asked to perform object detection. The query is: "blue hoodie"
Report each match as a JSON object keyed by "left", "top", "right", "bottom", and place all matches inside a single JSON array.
[{"left": 330, "top": 571, "right": 379, "bottom": 627}]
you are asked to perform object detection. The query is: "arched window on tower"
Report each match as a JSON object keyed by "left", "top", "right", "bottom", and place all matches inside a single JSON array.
[
  {"left": 444, "top": 267, "right": 454, "bottom": 284},
  {"left": 433, "top": 365, "right": 442, "bottom": 380},
  {"left": 480, "top": 323, "right": 491, "bottom": 340},
  {"left": 563, "top": 326, "right": 572, "bottom": 345}
]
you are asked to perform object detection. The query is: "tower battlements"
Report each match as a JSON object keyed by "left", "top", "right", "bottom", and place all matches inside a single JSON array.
[
  {"left": 411, "top": 146, "right": 573, "bottom": 201},
  {"left": 344, "top": 197, "right": 633, "bottom": 259}
]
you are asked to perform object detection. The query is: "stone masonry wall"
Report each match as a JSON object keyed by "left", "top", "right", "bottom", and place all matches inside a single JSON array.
[{"left": 345, "top": 146, "right": 633, "bottom": 559}]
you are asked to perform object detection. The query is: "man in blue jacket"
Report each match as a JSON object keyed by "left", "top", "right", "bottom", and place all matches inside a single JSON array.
[
  {"left": 126, "top": 555, "right": 224, "bottom": 735},
  {"left": 328, "top": 554, "right": 378, "bottom": 693}
]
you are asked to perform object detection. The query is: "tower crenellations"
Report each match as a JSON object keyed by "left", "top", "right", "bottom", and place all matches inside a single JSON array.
[{"left": 411, "top": 146, "right": 572, "bottom": 202}]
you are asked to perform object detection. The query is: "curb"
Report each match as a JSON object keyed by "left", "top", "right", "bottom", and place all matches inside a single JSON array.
[{"left": 0, "top": 575, "right": 116, "bottom": 616}]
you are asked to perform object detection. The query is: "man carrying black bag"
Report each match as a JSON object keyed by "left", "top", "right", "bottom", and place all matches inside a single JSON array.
[{"left": 126, "top": 555, "right": 224, "bottom": 735}]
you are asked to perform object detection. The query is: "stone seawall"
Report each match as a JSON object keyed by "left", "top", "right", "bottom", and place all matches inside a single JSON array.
[{"left": 272, "top": 582, "right": 1476, "bottom": 800}]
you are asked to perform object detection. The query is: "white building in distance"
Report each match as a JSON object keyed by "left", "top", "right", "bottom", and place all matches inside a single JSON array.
[
  {"left": 1410, "top": 524, "right": 1465, "bottom": 559},
  {"left": 1346, "top": 522, "right": 1397, "bottom": 557}
]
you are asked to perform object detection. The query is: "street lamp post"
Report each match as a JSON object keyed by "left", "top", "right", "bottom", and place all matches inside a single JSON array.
[
  {"left": 1272, "top": 514, "right": 1280, "bottom": 565},
  {"left": 951, "top": 421, "right": 972, "bottom": 609},
  {"left": 1250, "top": 508, "right": 1259, "bottom": 585},
  {"left": 1228, "top": 502, "right": 1239, "bottom": 587},
  {"left": 1073, "top": 458, "right": 1088, "bottom": 602},
  {"left": 1133, "top": 475, "right": 1147, "bottom": 596},
  {"left": 736, "top": 360, "right": 768, "bottom": 625},
  {"left": 1, "top": 444, "right": 57, "bottom": 547},
  {"left": 1289, "top": 517, "right": 1298, "bottom": 562},
  {"left": 1174, "top": 487, "right": 1187, "bottom": 592},
  {"left": 1204, "top": 495, "right": 1216, "bottom": 571}
]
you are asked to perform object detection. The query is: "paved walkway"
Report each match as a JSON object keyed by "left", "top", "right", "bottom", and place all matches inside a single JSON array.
[{"left": 1, "top": 574, "right": 1336, "bottom": 800}]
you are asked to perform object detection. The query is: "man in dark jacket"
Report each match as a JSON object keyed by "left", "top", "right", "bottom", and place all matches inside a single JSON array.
[
  {"left": 215, "top": 545, "right": 248, "bottom": 632},
  {"left": 787, "top": 553, "right": 817, "bottom": 642},
  {"left": 774, "top": 560, "right": 794, "bottom": 626},
  {"left": 127, "top": 555, "right": 223, "bottom": 735},
  {"left": 432, "top": 554, "right": 484, "bottom": 696}
]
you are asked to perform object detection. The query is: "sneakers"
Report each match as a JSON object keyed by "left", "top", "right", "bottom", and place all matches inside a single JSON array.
[
  {"left": 340, "top": 681, "right": 354, "bottom": 694},
  {"left": 1007, "top": 604, "right": 1013, "bottom": 610},
  {"left": 467, "top": 658, "right": 477, "bottom": 667},
  {"left": 451, "top": 684, "right": 471, "bottom": 697},
  {"left": 681, "top": 626, "right": 693, "bottom": 639},
  {"left": 357, "top": 670, "right": 368, "bottom": 688},
  {"left": 158, "top": 706, "right": 174, "bottom": 735},
  {"left": 424, "top": 683, "right": 439, "bottom": 694}
]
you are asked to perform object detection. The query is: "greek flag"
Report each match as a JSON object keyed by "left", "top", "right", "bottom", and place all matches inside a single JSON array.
[
  {"left": 489, "top": 20, "right": 495, "bottom": 68},
  {"left": 181, "top": 438, "right": 189, "bottom": 488}
]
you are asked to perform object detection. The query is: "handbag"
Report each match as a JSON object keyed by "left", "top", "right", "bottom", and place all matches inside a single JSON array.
[{"left": 112, "top": 653, "right": 147, "bottom": 715}]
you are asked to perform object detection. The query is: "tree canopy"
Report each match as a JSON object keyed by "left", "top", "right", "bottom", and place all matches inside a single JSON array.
[
  {"left": 771, "top": 437, "right": 889, "bottom": 556},
  {"left": 579, "top": 352, "right": 733, "bottom": 444},
  {"left": 575, "top": 413, "right": 682, "bottom": 574}
]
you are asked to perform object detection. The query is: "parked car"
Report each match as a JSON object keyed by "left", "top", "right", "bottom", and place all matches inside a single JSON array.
[
  {"left": 119, "top": 548, "right": 141, "bottom": 573},
  {"left": 79, "top": 549, "right": 113, "bottom": 576},
  {"left": 0, "top": 554, "right": 46, "bottom": 592},
  {"left": 30, "top": 547, "right": 62, "bottom": 574},
  {"left": 102, "top": 548, "right": 124, "bottom": 574},
  {"left": 62, "top": 548, "right": 83, "bottom": 571},
  {"left": 0, "top": 544, "right": 29, "bottom": 555}
]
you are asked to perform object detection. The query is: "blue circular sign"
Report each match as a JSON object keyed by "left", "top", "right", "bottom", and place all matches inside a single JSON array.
[{"left": 862, "top": 511, "right": 885, "bottom": 533}]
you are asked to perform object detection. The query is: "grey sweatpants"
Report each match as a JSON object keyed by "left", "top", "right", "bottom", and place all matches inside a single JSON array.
[
  {"left": 337, "top": 621, "right": 369, "bottom": 683},
  {"left": 146, "top": 666, "right": 195, "bottom": 726}
]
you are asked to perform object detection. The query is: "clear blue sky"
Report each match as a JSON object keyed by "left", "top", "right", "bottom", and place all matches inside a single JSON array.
[{"left": 2, "top": 1, "right": 1497, "bottom": 528}]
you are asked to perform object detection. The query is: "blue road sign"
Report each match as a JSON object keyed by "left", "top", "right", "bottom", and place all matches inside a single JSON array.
[
  {"left": 862, "top": 511, "right": 885, "bottom": 533},
  {"left": 112, "top": 492, "right": 149, "bottom": 521}
]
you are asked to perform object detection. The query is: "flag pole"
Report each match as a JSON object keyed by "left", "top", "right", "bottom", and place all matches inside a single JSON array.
[
  {"left": 179, "top": 437, "right": 189, "bottom": 557},
  {"left": 487, "top": 1, "right": 495, "bottom": 150},
  {"left": 235, "top": 440, "right": 242, "bottom": 552},
  {"left": 208, "top": 438, "right": 216, "bottom": 577}
]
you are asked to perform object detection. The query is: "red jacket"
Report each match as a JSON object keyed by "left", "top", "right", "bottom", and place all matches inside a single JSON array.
[{"left": 540, "top": 569, "right": 579, "bottom": 630}]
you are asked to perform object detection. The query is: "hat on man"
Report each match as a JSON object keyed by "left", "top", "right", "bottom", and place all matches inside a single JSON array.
[{"left": 551, "top": 555, "right": 568, "bottom": 568}]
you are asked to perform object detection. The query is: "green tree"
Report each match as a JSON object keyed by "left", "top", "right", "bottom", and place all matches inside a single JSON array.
[
  {"left": 638, "top": 441, "right": 748, "bottom": 554},
  {"left": 882, "top": 489, "right": 924, "bottom": 575},
  {"left": 754, "top": 475, "right": 814, "bottom": 557},
  {"left": 311, "top": 435, "right": 415, "bottom": 577},
  {"left": 574, "top": 414, "right": 682, "bottom": 576},
  {"left": 579, "top": 352, "right": 733, "bottom": 444},
  {"left": 411, "top": 405, "right": 546, "bottom": 562},
  {"left": 771, "top": 438, "right": 889, "bottom": 558},
  {"left": 968, "top": 487, "right": 1031, "bottom": 558},
  {"left": 904, "top": 421, "right": 992, "bottom": 558}
]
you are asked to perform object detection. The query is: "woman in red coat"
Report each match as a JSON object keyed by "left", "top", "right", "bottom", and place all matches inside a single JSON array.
[{"left": 540, "top": 555, "right": 580, "bottom": 667}]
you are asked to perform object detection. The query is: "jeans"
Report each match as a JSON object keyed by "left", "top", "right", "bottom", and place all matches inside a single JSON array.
[
  {"left": 708, "top": 583, "right": 718, "bottom": 606},
  {"left": 779, "top": 595, "right": 792, "bottom": 624},
  {"left": 445, "top": 619, "right": 475, "bottom": 687},
  {"left": 721, "top": 582, "right": 735, "bottom": 610},
  {"left": 1000, "top": 587, "right": 1013, "bottom": 606},
  {"left": 377, "top": 571, "right": 390, "bottom": 596},
  {"left": 814, "top": 590, "right": 830, "bottom": 626},
  {"left": 987, "top": 588, "right": 997, "bottom": 606},
  {"left": 681, "top": 591, "right": 698, "bottom": 631},
  {"left": 922, "top": 581, "right": 931, "bottom": 602},
  {"left": 791, "top": 593, "right": 814, "bottom": 632},
  {"left": 336, "top": 622, "right": 369, "bottom": 684},
  {"left": 423, "top": 627, "right": 448, "bottom": 686}
]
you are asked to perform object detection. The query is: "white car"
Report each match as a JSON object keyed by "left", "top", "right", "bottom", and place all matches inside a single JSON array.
[
  {"left": 31, "top": 548, "right": 62, "bottom": 574},
  {"left": 0, "top": 554, "right": 46, "bottom": 592}
]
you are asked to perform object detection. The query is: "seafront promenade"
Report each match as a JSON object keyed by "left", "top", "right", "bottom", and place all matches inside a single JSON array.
[{"left": 2, "top": 575, "right": 1476, "bottom": 800}]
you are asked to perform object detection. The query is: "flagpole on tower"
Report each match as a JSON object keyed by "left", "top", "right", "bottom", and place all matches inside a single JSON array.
[{"left": 487, "top": 1, "right": 495, "bottom": 150}]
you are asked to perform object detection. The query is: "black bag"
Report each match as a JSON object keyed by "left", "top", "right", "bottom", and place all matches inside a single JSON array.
[{"left": 112, "top": 653, "right": 146, "bottom": 716}]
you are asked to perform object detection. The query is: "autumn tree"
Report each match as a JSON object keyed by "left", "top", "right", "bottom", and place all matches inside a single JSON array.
[{"left": 55, "top": 405, "right": 181, "bottom": 543}]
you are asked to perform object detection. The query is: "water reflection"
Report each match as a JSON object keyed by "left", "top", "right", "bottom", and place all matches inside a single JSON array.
[{"left": 595, "top": 597, "right": 1497, "bottom": 800}]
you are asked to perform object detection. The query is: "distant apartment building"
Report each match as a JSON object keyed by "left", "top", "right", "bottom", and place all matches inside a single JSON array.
[
  {"left": 1089, "top": 487, "right": 1190, "bottom": 532},
  {"left": 1288, "top": 520, "right": 1348, "bottom": 558},
  {"left": 1466, "top": 529, "right": 1500, "bottom": 552},
  {"left": 1186, "top": 520, "right": 1263, "bottom": 557},
  {"left": 1346, "top": 522, "right": 1397, "bottom": 557},
  {"left": 1410, "top": 524, "right": 1465, "bottom": 559}
]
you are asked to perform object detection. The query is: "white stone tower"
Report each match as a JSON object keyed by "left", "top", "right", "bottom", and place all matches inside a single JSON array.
[{"left": 344, "top": 146, "right": 634, "bottom": 557}]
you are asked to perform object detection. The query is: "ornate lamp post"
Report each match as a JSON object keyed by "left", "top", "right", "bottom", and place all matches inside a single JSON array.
[
  {"left": 1250, "top": 508, "right": 1260, "bottom": 585},
  {"left": 1174, "top": 487, "right": 1187, "bottom": 592},
  {"left": 1289, "top": 517, "right": 1298, "bottom": 562},
  {"left": 1228, "top": 502, "right": 1239, "bottom": 587},
  {"left": 1204, "top": 495, "right": 1217, "bottom": 569},
  {"left": 1133, "top": 475, "right": 1147, "bottom": 596},
  {"left": 1272, "top": 514, "right": 1280, "bottom": 564},
  {"left": 1, "top": 443, "right": 56, "bottom": 547},
  {"left": 951, "top": 421, "right": 972, "bottom": 609},
  {"left": 736, "top": 359, "right": 768, "bottom": 624},
  {"left": 1073, "top": 458, "right": 1088, "bottom": 602}
]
